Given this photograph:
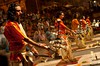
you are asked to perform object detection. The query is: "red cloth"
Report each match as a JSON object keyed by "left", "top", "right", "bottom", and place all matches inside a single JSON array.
[
  {"left": 4, "top": 21, "right": 26, "bottom": 61},
  {"left": 86, "top": 18, "right": 91, "bottom": 26},
  {"left": 55, "top": 19, "right": 67, "bottom": 34},
  {"left": 81, "top": 19, "right": 87, "bottom": 30}
]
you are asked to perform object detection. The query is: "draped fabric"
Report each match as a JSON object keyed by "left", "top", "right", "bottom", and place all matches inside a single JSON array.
[
  {"left": 86, "top": 18, "right": 91, "bottom": 26},
  {"left": 4, "top": 21, "right": 27, "bottom": 61},
  {"left": 71, "top": 19, "right": 79, "bottom": 31},
  {"left": 81, "top": 19, "right": 87, "bottom": 30},
  {"left": 55, "top": 19, "right": 67, "bottom": 34}
]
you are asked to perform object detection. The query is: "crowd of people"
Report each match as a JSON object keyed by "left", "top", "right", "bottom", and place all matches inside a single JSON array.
[{"left": 0, "top": 2, "right": 98, "bottom": 66}]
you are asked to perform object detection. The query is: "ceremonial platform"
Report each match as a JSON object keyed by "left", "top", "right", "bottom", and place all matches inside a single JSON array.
[{"left": 36, "top": 34, "right": 100, "bottom": 66}]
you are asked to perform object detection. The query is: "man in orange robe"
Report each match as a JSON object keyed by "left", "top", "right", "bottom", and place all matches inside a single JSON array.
[
  {"left": 71, "top": 19, "right": 80, "bottom": 31},
  {"left": 4, "top": 3, "right": 47, "bottom": 66}
]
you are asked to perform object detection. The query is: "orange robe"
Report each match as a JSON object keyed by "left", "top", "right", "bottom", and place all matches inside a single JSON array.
[
  {"left": 71, "top": 19, "right": 79, "bottom": 31},
  {"left": 4, "top": 21, "right": 27, "bottom": 61}
]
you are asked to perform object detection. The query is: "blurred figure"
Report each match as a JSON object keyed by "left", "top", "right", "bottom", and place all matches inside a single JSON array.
[
  {"left": 95, "top": 20, "right": 100, "bottom": 27},
  {"left": 0, "top": 21, "right": 9, "bottom": 52},
  {"left": 86, "top": 16, "right": 94, "bottom": 40},
  {"left": 0, "top": 20, "right": 9, "bottom": 66},
  {"left": 81, "top": 16, "right": 87, "bottom": 30},
  {"left": 45, "top": 26, "right": 57, "bottom": 41},
  {"left": 71, "top": 13, "right": 80, "bottom": 32},
  {"left": 71, "top": 14, "right": 86, "bottom": 49},
  {"left": 86, "top": 16, "right": 91, "bottom": 26}
]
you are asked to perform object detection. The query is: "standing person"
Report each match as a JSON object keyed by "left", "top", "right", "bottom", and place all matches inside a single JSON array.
[
  {"left": 86, "top": 16, "right": 93, "bottom": 40},
  {"left": 4, "top": 3, "right": 48, "bottom": 66},
  {"left": 81, "top": 16, "right": 87, "bottom": 30},
  {"left": 71, "top": 13, "right": 86, "bottom": 49},
  {"left": 86, "top": 16, "right": 91, "bottom": 26},
  {"left": 54, "top": 11, "right": 76, "bottom": 63},
  {"left": 80, "top": 16, "right": 87, "bottom": 38},
  {"left": 72, "top": 15, "right": 87, "bottom": 49}
]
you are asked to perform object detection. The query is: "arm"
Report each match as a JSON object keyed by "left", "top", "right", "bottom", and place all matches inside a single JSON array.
[
  {"left": 23, "top": 37, "right": 48, "bottom": 49},
  {"left": 60, "top": 21, "right": 71, "bottom": 31},
  {"left": 11, "top": 22, "right": 49, "bottom": 50},
  {"left": 60, "top": 22, "right": 74, "bottom": 34}
]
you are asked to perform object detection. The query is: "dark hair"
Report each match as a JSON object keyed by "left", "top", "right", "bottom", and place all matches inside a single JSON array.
[
  {"left": 55, "top": 11, "right": 64, "bottom": 18},
  {"left": 7, "top": 3, "right": 20, "bottom": 21},
  {"left": 73, "top": 13, "right": 77, "bottom": 18}
]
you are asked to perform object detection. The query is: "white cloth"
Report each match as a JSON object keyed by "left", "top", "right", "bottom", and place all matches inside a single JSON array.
[{"left": 18, "top": 23, "right": 27, "bottom": 37}]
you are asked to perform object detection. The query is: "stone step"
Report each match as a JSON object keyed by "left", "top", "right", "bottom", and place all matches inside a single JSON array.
[
  {"left": 71, "top": 34, "right": 100, "bottom": 47},
  {"left": 73, "top": 46, "right": 100, "bottom": 56},
  {"left": 72, "top": 34, "right": 100, "bottom": 56}
]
